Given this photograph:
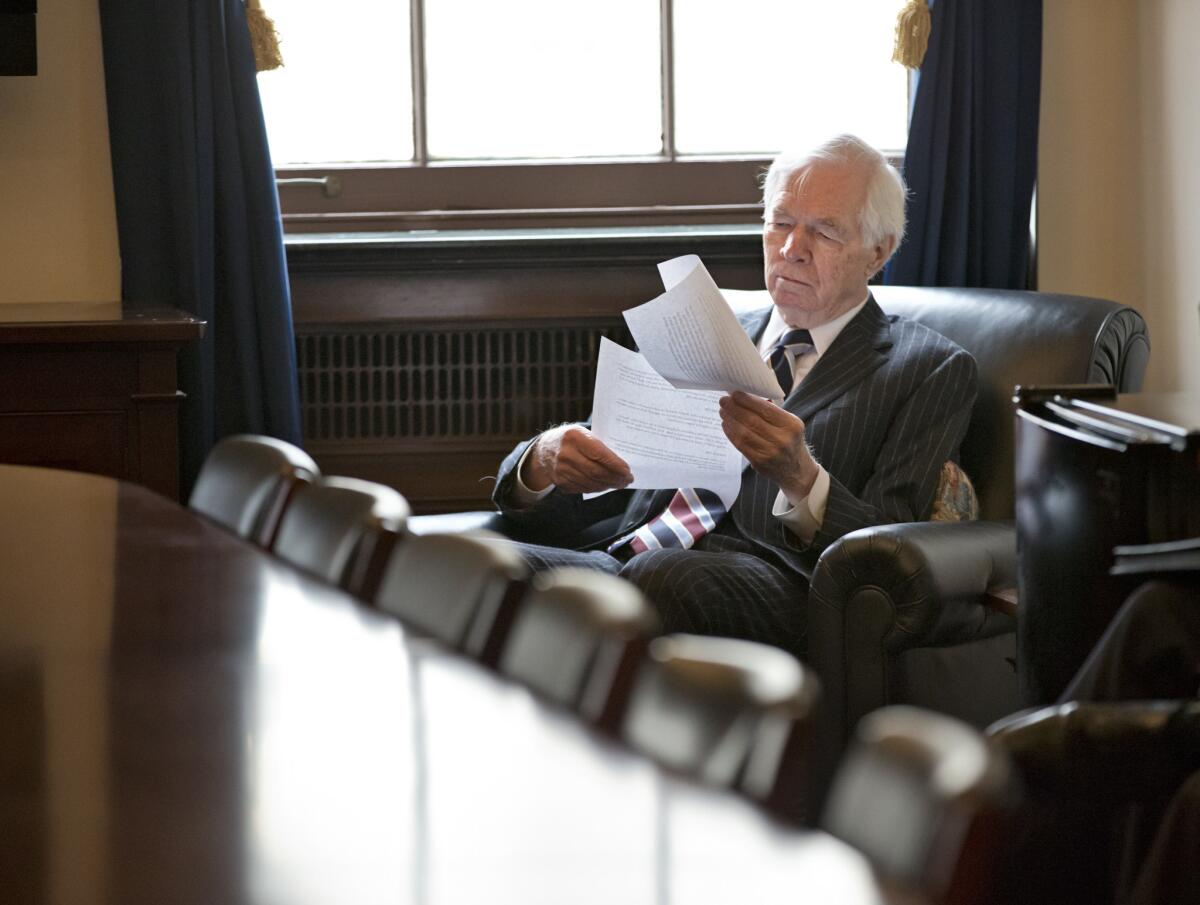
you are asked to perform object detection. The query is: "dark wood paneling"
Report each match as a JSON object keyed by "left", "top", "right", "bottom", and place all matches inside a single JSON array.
[
  {"left": 288, "top": 227, "right": 764, "bottom": 512},
  {"left": 0, "top": 13, "right": 36, "bottom": 77},
  {"left": 0, "top": 411, "right": 128, "bottom": 477},
  {"left": 0, "top": 306, "right": 204, "bottom": 500},
  {"left": 310, "top": 444, "right": 513, "bottom": 514}
]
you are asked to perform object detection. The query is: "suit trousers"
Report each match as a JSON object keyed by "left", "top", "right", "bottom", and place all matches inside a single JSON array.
[{"left": 503, "top": 516, "right": 811, "bottom": 658}]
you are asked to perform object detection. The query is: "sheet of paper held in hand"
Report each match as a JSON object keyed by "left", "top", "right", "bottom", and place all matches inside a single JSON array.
[
  {"left": 590, "top": 337, "right": 744, "bottom": 508},
  {"left": 622, "top": 254, "right": 783, "bottom": 400}
]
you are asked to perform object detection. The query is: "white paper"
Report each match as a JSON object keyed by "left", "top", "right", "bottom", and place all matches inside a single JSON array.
[
  {"left": 656, "top": 253, "right": 703, "bottom": 291},
  {"left": 590, "top": 338, "right": 743, "bottom": 508},
  {"left": 623, "top": 255, "right": 783, "bottom": 400}
]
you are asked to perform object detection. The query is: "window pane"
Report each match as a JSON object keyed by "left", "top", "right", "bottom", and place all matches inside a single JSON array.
[
  {"left": 258, "top": 0, "right": 414, "bottom": 165},
  {"left": 425, "top": 0, "right": 661, "bottom": 160},
  {"left": 673, "top": 0, "right": 908, "bottom": 155}
]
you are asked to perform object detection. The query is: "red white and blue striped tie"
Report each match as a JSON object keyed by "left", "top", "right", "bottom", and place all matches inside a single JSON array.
[
  {"left": 606, "top": 328, "right": 814, "bottom": 558},
  {"left": 610, "top": 487, "right": 727, "bottom": 555}
]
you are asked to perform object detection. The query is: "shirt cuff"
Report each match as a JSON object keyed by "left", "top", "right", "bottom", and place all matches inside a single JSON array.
[
  {"left": 772, "top": 466, "right": 831, "bottom": 543},
  {"left": 511, "top": 442, "right": 555, "bottom": 507}
]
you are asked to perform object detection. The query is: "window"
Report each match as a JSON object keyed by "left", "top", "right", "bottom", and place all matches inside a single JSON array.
[{"left": 261, "top": 0, "right": 909, "bottom": 231}]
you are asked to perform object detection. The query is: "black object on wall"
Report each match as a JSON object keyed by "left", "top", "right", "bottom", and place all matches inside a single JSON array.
[{"left": 0, "top": 0, "right": 37, "bottom": 77}]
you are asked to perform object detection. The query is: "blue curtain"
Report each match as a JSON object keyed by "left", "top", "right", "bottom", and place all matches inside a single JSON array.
[
  {"left": 886, "top": 0, "right": 1043, "bottom": 289},
  {"left": 99, "top": 0, "right": 302, "bottom": 493}
]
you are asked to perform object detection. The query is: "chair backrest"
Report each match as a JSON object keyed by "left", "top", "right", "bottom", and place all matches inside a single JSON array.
[
  {"left": 986, "top": 701, "right": 1200, "bottom": 905},
  {"left": 271, "top": 476, "right": 410, "bottom": 597},
  {"left": 987, "top": 700, "right": 1200, "bottom": 802},
  {"left": 822, "top": 706, "right": 1016, "bottom": 905},
  {"left": 621, "top": 633, "right": 819, "bottom": 808},
  {"left": 724, "top": 286, "right": 1150, "bottom": 519},
  {"left": 188, "top": 434, "right": 320, "bottom": 546},
  {"left": 373, "top": 530, "right": 529, "bottom": 650},
  {"left": 498, "top": 568, "right": 658, "bottom": 722}
]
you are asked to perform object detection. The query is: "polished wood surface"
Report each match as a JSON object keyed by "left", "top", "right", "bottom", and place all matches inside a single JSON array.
[{"left": 0, "top": 465, "right": 882, "bottom": 905}]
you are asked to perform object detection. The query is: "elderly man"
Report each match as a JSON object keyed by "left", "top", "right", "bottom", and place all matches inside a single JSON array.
[{"left": 491, "top": 134, "right": 977, "bottom": 656}]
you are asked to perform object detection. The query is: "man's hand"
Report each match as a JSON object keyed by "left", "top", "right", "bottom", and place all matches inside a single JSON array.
[
  {"left": 719, "top": 391, "right": 820, "bottom": 500},
  {"left": 520, "top": 424, "right": 633, "bottom": 494}
]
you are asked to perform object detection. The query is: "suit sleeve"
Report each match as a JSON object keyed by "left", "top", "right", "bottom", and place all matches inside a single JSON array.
[{"left": 788, "top": 347, "right": 978, "bottom": 556}]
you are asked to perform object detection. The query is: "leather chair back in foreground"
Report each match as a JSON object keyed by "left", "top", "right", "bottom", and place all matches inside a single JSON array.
[
  {"left": 622, "top": 633, "right": 820, "bottom": 819},
  {"left": 272, "top": 476, "right": 410, "bottom": 598},
  {"left": 189, "top": 434, "right": 319, "bottom": 547},
  {"left": 823, "top": 706, "right": 1017, "bottom": 905},
  {"left": 498, "top": 567, "right": 658, "bottom": 725},
  {"left": 373, "top": 530, "right": 529, "bottom": 654},
  {"left": 986, "top": 700, "right": 1200, "bottom": 905}
]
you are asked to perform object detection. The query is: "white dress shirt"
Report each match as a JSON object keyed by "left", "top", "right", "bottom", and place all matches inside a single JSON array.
[
  {"left": 512, "top": 295, "right": 870, "bottom": 545},
  {"left": 759, "top": 297, "right": 868, "bottom": 542}
]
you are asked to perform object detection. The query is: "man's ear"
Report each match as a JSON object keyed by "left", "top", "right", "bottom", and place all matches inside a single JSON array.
[{"left": 868, "top": 236, "right": 897, "bottom": 277}]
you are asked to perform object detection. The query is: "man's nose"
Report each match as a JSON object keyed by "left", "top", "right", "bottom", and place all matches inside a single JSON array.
[{"left": 782, "top": 228, "right": 809, "bottom": 262}]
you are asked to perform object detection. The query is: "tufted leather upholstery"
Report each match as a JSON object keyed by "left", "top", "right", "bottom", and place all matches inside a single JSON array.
[
  {"left": 867, "top": 286, "right": 1149, "bottom": 519},
  {"left": 805, "top": 286, "right": 1148, "bottom": 762}
]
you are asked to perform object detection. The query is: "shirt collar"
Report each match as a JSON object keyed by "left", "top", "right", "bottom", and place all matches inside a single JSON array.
[{"left": 761, "top": 293, "right": 870, "bottom": 358}]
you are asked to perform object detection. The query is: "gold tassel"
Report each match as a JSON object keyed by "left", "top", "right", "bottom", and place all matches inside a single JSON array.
[
  {"left": 891, "top": 0, "right": 931, "bottom": 70},
  {"left": 245, "top": 0, "right": 284, "bottom": 73}
]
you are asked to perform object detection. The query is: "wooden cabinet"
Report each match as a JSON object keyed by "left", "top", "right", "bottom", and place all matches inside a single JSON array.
[{"left": 0, "top": 302, "right": 204, "bottom": 499}]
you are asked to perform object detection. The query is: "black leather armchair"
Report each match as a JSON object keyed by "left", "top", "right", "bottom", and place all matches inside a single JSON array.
[
  {"left": 806, "top": 285, "right": 1148, "bottom": 746},
  {"left": 410, "top": 286, "right": 1150, "bottom": 748}
]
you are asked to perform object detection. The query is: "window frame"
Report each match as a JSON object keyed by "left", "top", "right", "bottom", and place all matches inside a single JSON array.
[{"left": 273, "top": 0, "right": 908, "bottom": 234}]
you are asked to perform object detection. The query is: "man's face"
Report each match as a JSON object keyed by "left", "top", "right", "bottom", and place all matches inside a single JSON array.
[{"left": 762, "top": 161, "right": 894, "bottom": 329}]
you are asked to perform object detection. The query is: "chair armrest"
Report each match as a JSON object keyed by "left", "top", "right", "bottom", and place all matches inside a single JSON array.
[
  {"left": 811, "top": 520, "right": 1018, "bottom": 650},
  {"left": 806, "top": 520, "right": 1018, "bottom": 746},
  {"left": 988, "top": 701, "right": 1200, "bottom": 804}
]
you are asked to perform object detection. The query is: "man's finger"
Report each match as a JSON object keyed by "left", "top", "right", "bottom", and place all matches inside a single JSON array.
[
  {"left": 721, "top": 420, "right": 774, "bottom": 460},
  {"left": 558, "top": 453, "right": 632, "bottom": 488},
  {"left": 580, "top": 440, "right": 632, "bottom": 476},
  {"left": 562, "top": 431, "right": 632, "bottom": 478},
  {"left": 721, "top": 391, "right": 793, "bottom": 425},
  {"left": 557, "top": 463, "right": 628, "bottom": 494}
]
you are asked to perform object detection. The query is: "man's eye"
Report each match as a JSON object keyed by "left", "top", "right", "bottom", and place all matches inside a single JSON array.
[{"left": 769, "top": 221, "right": 792, "bottom": 230}]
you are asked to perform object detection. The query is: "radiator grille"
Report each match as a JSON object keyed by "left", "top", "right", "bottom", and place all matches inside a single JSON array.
[{"left": 296, "top": 322, "right": 629, "bottom": 443}]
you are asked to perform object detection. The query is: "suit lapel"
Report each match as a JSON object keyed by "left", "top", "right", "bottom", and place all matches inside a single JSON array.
[{"left": 783, "top": 296, "right": 893, "bottom": 421}]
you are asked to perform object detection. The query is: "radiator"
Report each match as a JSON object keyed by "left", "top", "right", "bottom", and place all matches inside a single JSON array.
[
  {"left": 296, "top": 321, "right": 633, "bottom": 444},
  {"left": 294, "top": 320, "right": 629, "bottom": 510}
]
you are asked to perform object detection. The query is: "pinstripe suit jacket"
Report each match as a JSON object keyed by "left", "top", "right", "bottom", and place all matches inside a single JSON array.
[{"left": 492, "top": 296, "right": 977, "bottom": 578}]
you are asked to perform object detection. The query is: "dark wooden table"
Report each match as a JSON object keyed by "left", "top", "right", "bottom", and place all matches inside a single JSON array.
[{"left": 0, "top": 464, "right": 882, "bottom": 905}]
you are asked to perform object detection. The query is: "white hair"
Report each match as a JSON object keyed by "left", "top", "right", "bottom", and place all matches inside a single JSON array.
[{"left": 761, "top": 134, "right": 907, "bottom": 259}]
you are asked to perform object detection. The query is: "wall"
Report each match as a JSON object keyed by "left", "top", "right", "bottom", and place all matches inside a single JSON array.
[
  {"left": 0, "top": 0, "right": 120, "bottom": 305},
  {"left": 1039, "top": 0, "right": 1200, "bottom": 394}
]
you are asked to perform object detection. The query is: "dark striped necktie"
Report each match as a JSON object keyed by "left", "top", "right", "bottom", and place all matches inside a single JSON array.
[{"left": 768, "top": 328, "right": 814, "bottom": 396}]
